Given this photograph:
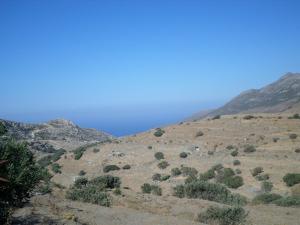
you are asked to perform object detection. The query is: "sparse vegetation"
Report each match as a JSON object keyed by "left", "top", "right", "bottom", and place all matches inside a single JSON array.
[
  {"left": 261, "top": 181, "right": 273, "bottom": 193},
  {"left": 253, "top": 193, "right": 300, "bottom": 207},
  {"left": 243, "top": 115, "right": 255, "bottom": 120},
  {"left": 255, "top": 174, "right": 269, "bottom": 181},
  {"left": 79, "top": 170, "right": 86, "bottom": 176},
  {"left": 0, "top": 122, "right": 7, "bottom": 136},
  {"left": 273, "top": 196, "right": 300, "bottom": 207},
  {"left": 288, "top": 113, "right": 300, "bottom": 119},
  {"left": 208, "top": 150, "right": 214, "bottom": 155},
  {"left": 195, "top": 131, "right": 204, "bottom": 137},
  {"left": 122, "top": 164, "right": 131, "bottom": 170},
  {"left": 153, "top": 128, "right": 165, "bottom": 137},
  {"left": 289, "top": 133, "right": 298, "bottom": 140},
  {"left": 73, "top": 142, "right": 99, "bottom": 160},
  {"left": 199, "top": 169, "right": 215, "bottom": 181},
  {"left": 231, "top": 150, "right": 238, "bottom": 157},
  {"left": 147, "top": 145, "right": 152, "bottom": 149},
  {"left": 226, "top": 145, "right": 235, "bottom": 150},
  {"left": 171, "top": 167, "right": 182, "bottom": 176},
  {"left": 212, "top": 115, "right": 221, "bottom": 120},
  {"left": 233, "top": 160, "right": 241, "bottom": 166},
  {"left": 51, "top": 163, "right": 62, "bottom": 174},
  {"left": 51, "top": 148, "right": 66, "bottom": 162},
  {"left": 141, "top": 183, "right": 162, "bottom": 195},
  {"left": 152, "top": 173, "right": 162, "bottom": 181},
  {"left": 157, "top": 160, "right": 169, "bottom": 169},
  {"left": 252, "top": 193, "right": 282, "bottom": 204},
  {"left": 154, "top": 152, "right": 164, "bottom": 160},
  {"left": 179, "top": 152, "right": 188, "bottom": 158},
  {"left": 251, "top": 167, "right": 263, "bottom": 177},
  {"left": 103, "top": 165, "right": 120, "bottom": 173},
  {"left": 283, "top": 173, "right": 300, "bottom": 187},
  {"left": 93, "top": 148, "right": 100, "bottom": 153},
  {"left": 66, "top": 175, "right": 120, "bottom": 207},
  {"left": 197, "top": 206, "right": 248, "bottom": 225},
  {"left": 113, "top": 188, "right": 122, "bottom": 196},
  {"left": 244, "top": 145, "right": 256, "bottom": 153},
  {"left": 295, "top": 148, "right": 300, "bottom": 153},
  {"left": 181, "top": 166, "right": 198, "bottom": 177}
]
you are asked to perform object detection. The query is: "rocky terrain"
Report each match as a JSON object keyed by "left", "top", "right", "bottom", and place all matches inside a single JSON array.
[
  {"left": 190, "top": 72, "right": 300, "bottom": 120},
  {"left": 0, "top": 118, "right": 113, "bottom": 157}
]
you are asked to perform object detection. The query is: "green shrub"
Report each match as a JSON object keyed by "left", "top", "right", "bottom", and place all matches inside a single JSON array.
[
  {"left": 252, "top": 193, "right": 282, "bottom": 204},
  {"left": 79, "top": 170, "right": 86, "bottom": 176},
  {"left": 289, "top": 133, "right": 298, "bottom": 140},
  {"left": 171, "top": 167, "right": 182, "bottom": 176},
  {"left": 223, "top": 176, "right": 244, "bottom": 189},
  {"left": 51, "top": 148, "right": 66, "bottom": 162},
  {"left": 197, "top": 206, "right": 248, "bottom": 225},
  {"left": 141, "top": 183, "right": 152, "bottom": 193},
  {"left": 122, "top": 164, "right": 131, "bottom": 170},
  {"left": 113, "top": 188, "right": 122, "bottom": 196},
  {"left": 243, "top": 115, "right": 255, "bottom": 120},
  {"left": 51, "top": 163, "right": 62, "bottom": 174},
  {"left": 283, "top": 173, "right": 300, "bottom": 187},
  {"left": 195, "top": 131, "right": 204, "bottom": 137},
  {"left": 212, "top": 115, "right": 221, "bottom": 120},
  {"left": 208, "top": 150, "right": 214, "bottom": 155},
  {"left": 231, "top": 150, "right": 238, "bottom": 157},
  {"left": 185, "top": 175, "right": 198, "bottom": 184},
  {"left": 37, "top": 155, "right": 52, "bottom": 167},
  {"left": 235, "top": 169, "right": 242, "bottom": 174},
  {"left": 199, "top": 169, "right": 215, "bottom": 181},
  {"left": 261, "top": 181, "right": 273, "bottom": 193},
  {"left": 161, "top": 175, "right": 170, "bottom": 181},
  {"left": 251, "top": 167, "right": 263, "bottom": 177},
  {"left": 153, "top": 128, "right": 165, "bottom": 137},
  {"left": 233, "top": 160, "right": 241, "bottom": 166},
  {"left": 212, "top": 164, "right": 224, "bottom": 171},
  {"left": 73, "top": 143, "right": 99, "bottom": 160},
  {"left": 179, "top": 152, "right": 188, "bottom": 158},
  {"left": 154, "top": 152, "right": 164, "bottom": 160},
  {"left": 244, "top": 145, "right": 256, "bottom": 153},
  {"left": 89, "top": 175, "right": 121, "bottom": 189},
  {"left": 226, "top": 145, "right": 235, "bottom": 150},
  {"left": 157, "top": 161, "right": 169, "bottom": 169},
  {"left": 173, "top": 180, "right": 246, "bottom": 206},
  {"left": 36, "top": 183, "right": 52, "bottom": 195},
  {"left": 216, "top": 168, "right": 235, "bottom": 183},
  {"left": 0, "top": 122, "right": 7, "bottom": 136},
  {"left": 289, "top": 113, "right": 300, "bottom": 119},
  {"left": 103, "top": 165, "right": 120, "bottom": 173},
  {"left": 148, "top": 145, "right": 153, "bottom": 149},
  {"left": 295, "top": 148, "right": 300, "bottom": 153},
  {"left": 74, "top": 177, "right": 88, "bottom": 188},
  {"left": 152, "top": 173, "right": 162, "bottom": 181},
  {"left": 273, "top": 196, "right": 300, "bottom": 207},
  {"left": 180, "top": 166, "right": 198, "bottom": 177},
  {"left": 255, "top": 174, "right": 269, "bottom": 181},
  {"left": 93, "top": 148, "right": 100, "bottom": 153}
]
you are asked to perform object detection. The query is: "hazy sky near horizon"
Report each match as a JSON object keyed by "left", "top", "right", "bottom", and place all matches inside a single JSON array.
[{"left": 1, "top": 0, "right": 300, "bottom": 135}]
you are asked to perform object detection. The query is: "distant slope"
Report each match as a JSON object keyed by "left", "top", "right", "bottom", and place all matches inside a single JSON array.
[
  {"left": 0, "top": 118, "right": 113, "bottom": 154},
  {"left": 194, "top": 72, "right": 300, "bottom": 119}
]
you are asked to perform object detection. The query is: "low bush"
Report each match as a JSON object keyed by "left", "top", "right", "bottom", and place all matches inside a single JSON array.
[
  {"left": 93, "top": 148, "right": 100, "bottom": 153},
  {"left": 288, "top": 113, "right": 300, "bottom": 119},
  {"left": 37, "top": 155, "right": 52, "bottom": 167},
  {"left": 255, "top": 174, "right": 269, "bottom": 181},
  {"left": 153, "top": 128, "right": 165, "bottom": 137},
  {"left": 216, "top": 168, "right": 235, "bottom": 183},
  {"left": 207, "top": 150, "right": 214, "bottom": 155},
  {"left": 212, "top": 164, "right": 223, "bottom": 171},
  {"left": 199, "top": 169, "right": 215, "bottom": 181},
  {"left": 171, "top": 167, "right": 182, "bottom": 176},
  {"left": 251, "top": 167, "right": 263, "bottom": 177},
  {"left": 235, "top": 169, "right": 242, "bottom": 174},
  {"left": 173, "top": 180, "right": 246, "bottom": 206},
  {"left": 252, "top": 193, "right": 282, "bottom": 204},
  {"left": 103, "top": 165, "right": 120, "bottom": 173},
  {"left": 212, "top": 115, "right": 221, "bottom": 120},
  {"left": 223, "top": 176, "right": 244, "bottom": 189},
  {"left": 51, "top": 163, "right": 62, "bottom": 174},
  {"left": 243, "top": 115, "right": 255, "bottom": 120},
  {"left": 233, "top": 160, "right": 241, "bottom": 166},
  {"left": 113, "top": 188, "right": 122, "bottom": 196},
  {"left": 244, "top": 145, "right": 256, "bottom": 153},
  {"left": 51, "top": 148, "right": 66, "bottom": 162},
  {"left": 295, "top": 148, "right": 300, "bottom": 153},
  {"left": 73, "top": 143, "right": 99, "bottom": 160},
  {"left": 180, "top": 166, "right": 198, "bottom": 177},
  {"left": 0, "top": 122, "right": 7, "bottom": 135},
  {"left": 78, "top": 170, "right": 86, "bottom": 176},
  {"left": 161, "top": 175, "right": 170, "bottom": 181},
  {"left": 291, "top": 184, "right": 300, "bottom": 196},
  {"left": 141, "top": 183, "right": 152, "bottom": 193},
  {"left": 66, "top": 175, "right": 120, "bottom": 207},
  {"left": 154, "top": 152, "right": 164, "bottom": 160},
  {"left": 289, "top": 133, "right": 298, "bottom": 140},
  {"left": 197, "top": 206, "right": 248, "bottom": 225},
  {"left": 231, "top": 150, "right": 238, "bottom": 157},
  {"left": 179, "top": 152, "right": 188, "bottom": 158},
  {"left": 195, "top": 131, "right": 204, "bottom": 137},
  {"left": 273, "top": 196, "right": 300, "bottom": 207},
  {"left": 261, "top": 181, "right": 273, "bottom": 193},
  {"left": 122, "top": 164, "right": 131, "bottom": 170},
  {"left": 226, "top": 145, "right": 235, "bottom": 150},
  {"left": 148, "top": 145, "right": 152, "bottom": 149},
  {"left": 185, "top": 175, "right": 198, "bottom": 184},
  {"left": 283, "top": 173, "right": 300, "bottom": 187},
  {"left": 152, "top": 173, "right": 162, "bottom": 181},
  {"left": 141, "top": 183, "right": 162, "bottom": 195},
  {"left": 157, "top": 161, "right": 169, "bottom": 169}
]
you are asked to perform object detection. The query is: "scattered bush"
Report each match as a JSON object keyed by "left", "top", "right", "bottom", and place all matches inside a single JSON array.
[
  {"left": 212, "top": 115, "right": 221, "bottom": 120},
  {"left": 243, "top": 115, "right": 255, "bottom": 120},
  {"left": 113, "top": 188, "right": 122, "bottom": 196},
  {"left": 103, "top": 165, "right": 120, "bottom": 173},
  {"left": 51, "top": 148, "right": 66, "bottom": 162},
  {"left": 157, "top": 161, "right": 169, "bottom": 169},
  {"left": 0, "top": 122, "right": 7, "bottom": 136},
  {"left": 235, "top": 169, "right": 242, "bottom": 174},
  {"left": 216, "top": 168, "right": 235, "bottom": 183},
  {"left": 223, "top": 176, "right": 244, "bottom": 189},
  {"left": 295, "top": 148, "right": 300, "bottom": 153},
  {"left": 273, "top": 137, "right": 279, "bottom": 143},
  {"left": 288, "top": 113, "right": 300, "bottom": 119},
  {"left": 197, "top": 206, "right": 248, "bottom": 225},
  {"left": 161, "top": 175, "right": 170, "bottom": 181},
  {"left": 179, "top": 152, "right": 188, "bottom": 158},
  {"left": 255, "top": 174, "right": 269, "bottom": 181},
  {"left": 199, "top": 169, "right": 215, "bottom": 181},
  {"left": 148, "top": 145, "right": 153, "bottom": 149},
  {"left": 141, "top": 183, "right": 162, "bottom": 195},
  {"left": 283, "top": 173, "right": 300, "bottom": 187},
  {"left": 51, "top": 163, "right": 62, "bottom": 174},
  {"left": 226, "top": 145, "right": 235, "bottom": 150},
  {"left": 207, "top": 150, "right": 214, "bottom": 155},
  {"left": 233, "top": 160, "right": 241, "bottom": 166},
  {"left": 171, "top": 168, "right": 182, "bottom": 176},
  {"left": 121, "top": 164, "right": 130, "bottom": 170},
  {"left": 273, "top": 196, "right": 300, "bottom": 207},
  {"left": 73, "top": 143, "right": 99, "bottom": 160},
  {"left": 141, "top": 183, "right": 152, "bottom": 193},
  {"left": 251, "top": 167, "right": 263, "bottom": 177},
  {"left": 195, "top": 131, "right": 204, "bottom": 137},
  {"left": 231, "top": 150, "right": 238, "bottom": 157},
  {"left": 152, "top": 173, "right": 162, "bottom": 181},
  {"left": 180, "top": 166, "right": 198, "bottom": 177},
  {"left": 37, "top": 155, "right": 52, "bottom": 167},
  {"left": 153, "top": 128, "right": 165, "bottom": 137},
  {"left": 93, "top": 148, "right": 100, "bottom": 153},
  {"left": 185, "top": 175, "right": 198, "bottom": 184},
  {"left": 289, "top": 133, "right": 298, "bottom": 140},
  {"left": 244, "top": 145, "right": 256, "bottom": 153},
  {"left": 173, "top": 180, "right": 246, "bottom": 206},
  {"left": 212, "top": 164, "right": 224, "bottom": 171},
  {"left": 252, "top": 193, "right": 282, "bottom": 204},
  {"left": 78, "top": 170, "right": 86, "bottom": 176},
  {"left": 261, "top": 181, "right": 273, "bottom": 193},
  {"left": 154, "top": 152, "right": 164, "bottom": 160}
]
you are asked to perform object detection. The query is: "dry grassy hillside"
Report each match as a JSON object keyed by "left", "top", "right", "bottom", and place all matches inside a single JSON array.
[{"left": 13, "top": 113, "right": 300, "bottom": 225}]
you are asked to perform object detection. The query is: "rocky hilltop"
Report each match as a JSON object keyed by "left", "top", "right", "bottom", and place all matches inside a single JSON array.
[
  {"left": 0, "top": 118, "right": 113, "bottom": 154},
  {"left": 191, "top": 72, "right": 300, "bottom": 119}
]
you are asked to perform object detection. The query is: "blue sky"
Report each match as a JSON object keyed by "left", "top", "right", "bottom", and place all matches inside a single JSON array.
[{"left": 1, "top": 0, "right": 300, "bottom": 136}]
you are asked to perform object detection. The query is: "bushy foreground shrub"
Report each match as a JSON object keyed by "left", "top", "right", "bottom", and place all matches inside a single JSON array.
[
  {"left": 66, "top": 175, "right": 120, "bottom": 207},
  {"left": 154, "top": 152, "right": 164, "bottom": 160},
  {"left": 283, "top": 173, "right": 300, "bottom": 187},
  {"left": 141, "top": 183, "right": 162, "bottom": 196},
  {"left": 173, "top": 180, "right": 246, "bottom": 206},
  {"left": 103, "top": 165, "right": 120, "bottom": 173},
  {"left": 197, "top": 206, "right": 248, "bottom": 225}
]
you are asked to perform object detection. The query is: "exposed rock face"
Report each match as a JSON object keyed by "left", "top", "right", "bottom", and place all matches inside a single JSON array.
[
  {"left": 0, "top": 118, "right": 113, "bottom": 153},
  {"left": 193, "top": 72, "right": 300, "bottom": 119}
]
